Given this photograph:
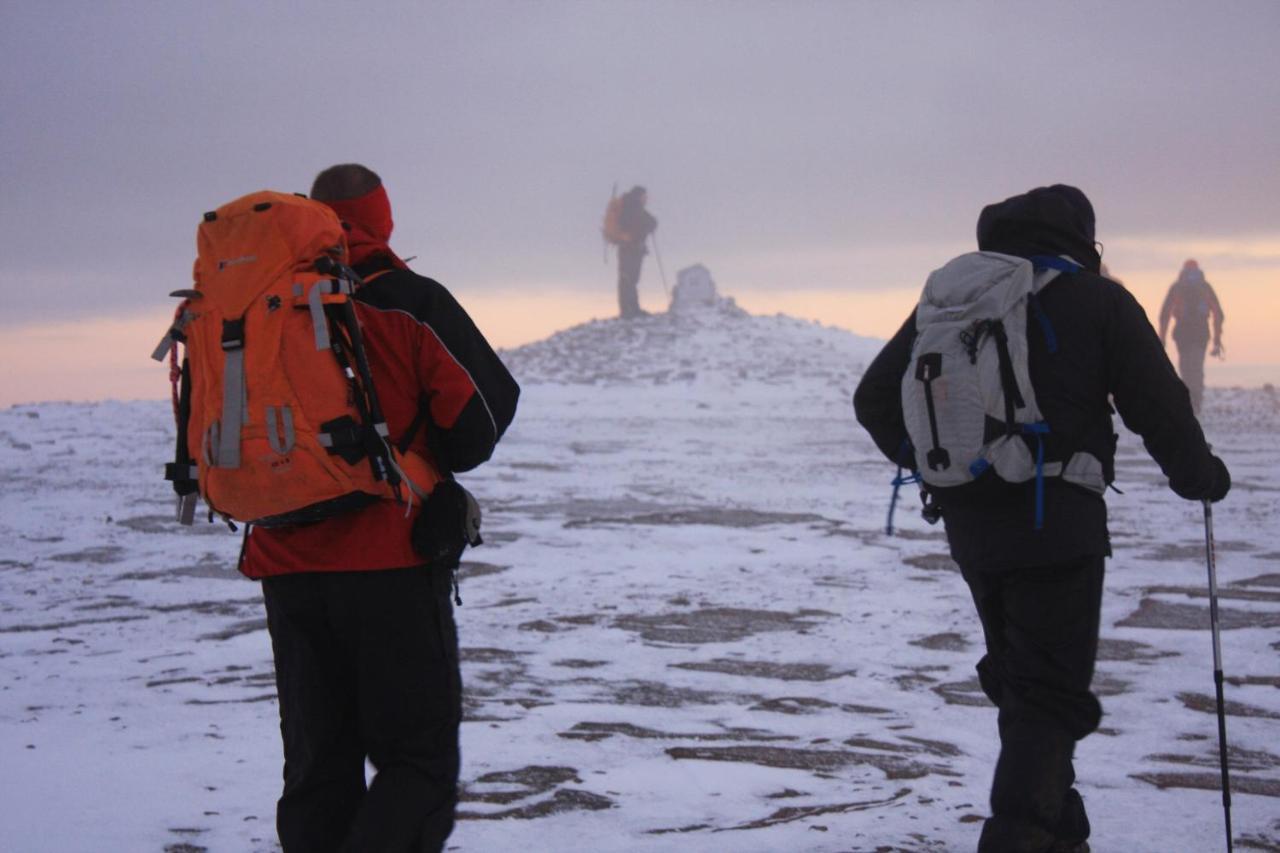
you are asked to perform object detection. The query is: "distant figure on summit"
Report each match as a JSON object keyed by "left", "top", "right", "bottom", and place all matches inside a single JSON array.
[
  {"left": 603, "top": 185, "right": 658, "bottom": 319},
  {"left": 1159, "top": 259, "right": 1225, "bottom": 414}
]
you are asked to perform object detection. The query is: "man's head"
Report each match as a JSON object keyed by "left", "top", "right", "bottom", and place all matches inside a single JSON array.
[
  {"left": 1179, "top": 259, "right": 1205, "bottom": 284},
  {"left": 311, "top": 164, "right": 383, "bottom": 202},
  {"left": 975, "top": 184, "right": 1101, "bottom": 272},
  {"left": 310, "top": 163, "right": 401, "bottom": 267},
  {"left": 625, "top": 185, "right": 648, "bottom": 208}
]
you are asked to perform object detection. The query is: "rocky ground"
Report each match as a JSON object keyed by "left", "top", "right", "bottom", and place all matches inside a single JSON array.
[{"left": 2, "top": 308, "right": 1277, "bottom": 851}]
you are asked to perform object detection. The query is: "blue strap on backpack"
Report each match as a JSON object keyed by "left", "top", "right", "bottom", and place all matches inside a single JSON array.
[
  {"left": 1027, "top": 255, "right": 1081, "bottom": 356},
  {"left": 1022, "top": 255, "right": 1083, "bottom": 529},
  {"left": 1021, "top": 421, "right": 1052, "bottom": 529}
]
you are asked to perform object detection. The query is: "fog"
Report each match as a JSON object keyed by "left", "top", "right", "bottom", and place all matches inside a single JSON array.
[{"left": 1, "top": 0, "right": 1278, "bottom": 403}]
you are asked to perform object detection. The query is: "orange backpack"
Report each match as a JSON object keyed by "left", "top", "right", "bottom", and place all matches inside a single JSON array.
[
  {"left": 601, "top": 195, "right": 630, "bottom": 245},
  {"left": 153, "top": 190, "right": 439, "bottom": 527}
]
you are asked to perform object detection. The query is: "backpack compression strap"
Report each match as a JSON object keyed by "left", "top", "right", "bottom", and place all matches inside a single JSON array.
[
  {"left": 313, "top": 257, "right": 402, "bottom": 493},
  {"left": 217, "top": 318, "right": 247, "bottom": 468},
  {"left": 990, "top": 321, "right": 1025, "bottom": 433},
  {"left": 913, "top": 353, "right": 950, "bottom": 472}
]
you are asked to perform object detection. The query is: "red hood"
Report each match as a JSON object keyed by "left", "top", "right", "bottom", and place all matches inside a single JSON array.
[{"left": 323, "top": 185, "right": 408, "bottom": 270}]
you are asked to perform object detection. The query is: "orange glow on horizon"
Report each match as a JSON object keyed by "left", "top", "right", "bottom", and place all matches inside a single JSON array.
[{"left": 2, "top": 240, "right": 1276, "bottom": 408}]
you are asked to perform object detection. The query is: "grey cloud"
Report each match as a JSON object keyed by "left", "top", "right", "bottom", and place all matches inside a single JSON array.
[{"left": 2, "top": 0, "right": 1277, "bottom": 326}]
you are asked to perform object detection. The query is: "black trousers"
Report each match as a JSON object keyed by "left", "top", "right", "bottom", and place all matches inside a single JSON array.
[
  {"left": 961, "top": 556, "right": 1105, "bottom": 853},
  {"left": 1174, "top": 333, "right": 1209, "bottom": 414},
  {"left": 617, "top": 243, "right": 645, "bottom": 318},
  {"left": 262, "top": 565, "right": 461, "bottom": 853}
]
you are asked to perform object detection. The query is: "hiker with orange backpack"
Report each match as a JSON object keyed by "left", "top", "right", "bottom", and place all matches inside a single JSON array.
[
  {"left": 602, "top": 185, "right": 658, "bottom": 319},
  {"left": 158, "top": 163, "right": 518, "bottom": 852},
  {"left": 1159, "top": 259, "right": 1225, "bottom": 415}
]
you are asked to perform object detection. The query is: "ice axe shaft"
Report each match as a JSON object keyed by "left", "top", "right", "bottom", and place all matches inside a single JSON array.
[
  {"left": 650, "top": 232, "right": 669, "bottom": 297},
  {"left": 1203, "top": 499, "right": 1233, "bottom": 852}
]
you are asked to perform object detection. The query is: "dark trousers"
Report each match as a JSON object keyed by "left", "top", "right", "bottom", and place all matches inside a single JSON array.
[
  {"left": 617, "top": 243, "right": 645, "bottom": 318},
  {"left": 961, "top": 556, "right": 1105, "bottom": 853},
  {"left": 1175, "top": 334, "right": 1208, "bottom": 414},
  {"left": 262, "top": 565, "right": 461, "bottom": 853}
]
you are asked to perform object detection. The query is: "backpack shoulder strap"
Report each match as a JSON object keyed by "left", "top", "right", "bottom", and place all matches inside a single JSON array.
[
  {"left": 1028, "top": 254, "right": 1082, "bottom": 280},
  {"left": 1026, "top": 255, "right": 1081, "bottom": 354}
]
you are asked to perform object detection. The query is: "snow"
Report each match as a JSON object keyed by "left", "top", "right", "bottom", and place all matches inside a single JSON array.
[{"left": 1, "top": 306, "right": 1278, "bottom": 852}]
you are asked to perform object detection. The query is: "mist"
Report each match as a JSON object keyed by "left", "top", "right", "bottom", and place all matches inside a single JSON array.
[{"left": 2, "top": 0, "right": 1278, "bottom": 404}]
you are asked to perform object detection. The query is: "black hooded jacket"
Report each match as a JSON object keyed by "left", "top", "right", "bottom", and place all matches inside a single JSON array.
[{"left": 853, "top": 185, "right": 1227, "bottom": 570}]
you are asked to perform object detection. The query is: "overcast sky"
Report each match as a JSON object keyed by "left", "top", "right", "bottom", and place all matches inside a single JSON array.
[{"left": 1, "top": 1, "right": 1278, "bottom": 402}]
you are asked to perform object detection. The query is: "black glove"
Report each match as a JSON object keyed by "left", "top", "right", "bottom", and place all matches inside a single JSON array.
[
  {"left": 1205, "top": 455, "right": 1231, "bottom": 503},
  {"left": 411, "top": 481, "right": 483, "bottom": 568}
]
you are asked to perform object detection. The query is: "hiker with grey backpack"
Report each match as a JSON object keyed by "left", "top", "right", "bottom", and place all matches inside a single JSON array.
[{"left": 854, "top": 184, "right": 1230, "bottom": 853}]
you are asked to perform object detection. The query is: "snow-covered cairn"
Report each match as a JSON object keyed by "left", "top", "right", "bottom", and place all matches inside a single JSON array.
[{"left": 669, "top": 264, "right": 743, "bottom": 316}]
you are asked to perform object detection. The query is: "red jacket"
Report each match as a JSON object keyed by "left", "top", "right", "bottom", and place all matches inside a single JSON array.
[{"left": 240, "top": 255, "right": 519, "bottom": 578}]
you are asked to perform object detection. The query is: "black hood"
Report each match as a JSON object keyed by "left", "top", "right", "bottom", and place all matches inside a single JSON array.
[{"left": 975, "top": 184, "right": 1101, "bottom": 273}]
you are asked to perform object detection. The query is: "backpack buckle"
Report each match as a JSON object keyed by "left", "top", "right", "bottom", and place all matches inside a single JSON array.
[{"left": 221, "top": 318, "right": 245, "bottom": 351}]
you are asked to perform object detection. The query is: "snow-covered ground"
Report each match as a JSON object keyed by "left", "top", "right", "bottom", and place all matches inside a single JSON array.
[{"left": 2, "top": 305, "right": 1278, "bottom": 852}]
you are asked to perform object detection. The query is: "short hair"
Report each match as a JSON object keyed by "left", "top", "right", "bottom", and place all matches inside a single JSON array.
[{"left": 310, "top": 164, "right": 382, "bottom": 201}]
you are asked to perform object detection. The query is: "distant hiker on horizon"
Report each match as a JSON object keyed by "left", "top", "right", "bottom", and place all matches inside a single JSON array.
[
  {"left": 602, "top": 185, "right": 658, "bottom": 319},
  {"left": 1159, "top": 258, "right": 1225, "bottom": 415},
  {"left": 854, "top": 185, "right": 1230, "bottom": 853}
]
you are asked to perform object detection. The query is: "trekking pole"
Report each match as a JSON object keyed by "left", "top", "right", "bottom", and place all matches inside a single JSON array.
[
  {"left": 650, "top": 232, "right": 670, "bottom": 297},
  {"left": 1202, "top": 498, "right": 1233, "bottom": 852}
]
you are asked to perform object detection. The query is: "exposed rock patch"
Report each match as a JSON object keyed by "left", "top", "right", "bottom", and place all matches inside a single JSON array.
[{"left": 613, "top": 607, "right": 834, "bottom": 644}]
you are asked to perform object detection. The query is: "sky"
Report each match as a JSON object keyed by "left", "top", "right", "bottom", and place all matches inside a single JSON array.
[{"left": 1, "top": 0, "right": 1278, "bottom": 406}]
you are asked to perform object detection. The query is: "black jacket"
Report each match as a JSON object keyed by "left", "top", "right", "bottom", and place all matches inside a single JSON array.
[
  {"left": 353, "top": 256, "right": 520, "bottom": 474},
  {"left": 619, "top": 191, "right": 657, "bottom": 252},
  {"left": 854, "top": 185, "right": 1227, "bottom": 570}
]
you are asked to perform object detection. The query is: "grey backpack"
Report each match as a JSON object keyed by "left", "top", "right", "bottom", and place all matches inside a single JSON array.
[{"left": 900, "top": 251, "right": 1106, "bottom": 526}]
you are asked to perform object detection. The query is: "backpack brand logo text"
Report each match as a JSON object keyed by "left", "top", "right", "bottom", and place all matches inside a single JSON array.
[{"left": 218, "top": 255, "right": 258, "bottom": 271}]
